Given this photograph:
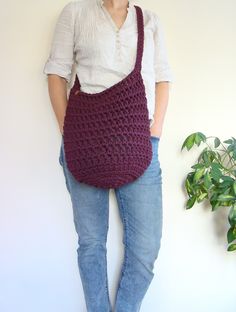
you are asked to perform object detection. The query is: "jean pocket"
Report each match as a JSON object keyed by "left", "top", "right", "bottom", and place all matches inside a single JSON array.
[
  {"left": 150, "top": 135, "right": 160, "bottom": 141},
  {"left": 59, "top": 144, "right": 63, "bottom": 166},
  {"left": 59, "top": 136, "right": 64, "bottom": 166},
  {"left": 150, "top": 136, "right": 160, "bottom": 151}
]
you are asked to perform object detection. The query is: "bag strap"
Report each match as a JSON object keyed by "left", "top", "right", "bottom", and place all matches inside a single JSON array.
[{"left": 134, "top": 5, "right": 144, "bottom": 72}]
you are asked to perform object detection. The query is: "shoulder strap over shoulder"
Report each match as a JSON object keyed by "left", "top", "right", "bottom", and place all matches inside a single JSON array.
[{"left": 134, "top": 5, "right": 144, "bottom": 72}]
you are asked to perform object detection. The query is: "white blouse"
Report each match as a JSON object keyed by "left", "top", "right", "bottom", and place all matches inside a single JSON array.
[{"left": 43, "top": 0, "right": 174, "bottom": 127}]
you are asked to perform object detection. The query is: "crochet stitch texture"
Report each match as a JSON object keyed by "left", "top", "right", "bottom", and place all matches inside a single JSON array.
[{"left": 63, "top": 5, "right": 153, "bottom": 188}]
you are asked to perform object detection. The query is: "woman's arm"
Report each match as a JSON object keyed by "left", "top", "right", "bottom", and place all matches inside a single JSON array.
[
  {"left": 150, "top": 12, "right": 174, "bottom": 138},
  {"left": 150, "top": 81, "right": 170, "bottom": 138},
  {"left": 47, "top": 74, "right": 68, "bottom": 135},
  {"left": 43, "top": 2, "right": 75, "bottom": 135}
]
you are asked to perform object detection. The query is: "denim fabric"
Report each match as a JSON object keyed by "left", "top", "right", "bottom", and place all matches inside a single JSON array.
[{"left": 59, "top": 136, "right": 163, "bottom": 312}]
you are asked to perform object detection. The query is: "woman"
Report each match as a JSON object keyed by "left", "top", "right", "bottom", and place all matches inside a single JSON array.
[{"left": 43, "top": 0, "right": 173, "bottom": 311}]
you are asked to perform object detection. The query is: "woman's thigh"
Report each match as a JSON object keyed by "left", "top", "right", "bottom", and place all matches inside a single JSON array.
[
  {"left": 114, "top": 137, "right": 163, "bottom": 259},
  {"left": 58, "top": 136, "right": 110, "bottom": 240}
]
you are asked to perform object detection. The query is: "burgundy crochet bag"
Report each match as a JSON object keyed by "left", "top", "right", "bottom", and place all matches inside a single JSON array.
[{"left": 62, "top": 5, "right": 153, "bottom": 189}]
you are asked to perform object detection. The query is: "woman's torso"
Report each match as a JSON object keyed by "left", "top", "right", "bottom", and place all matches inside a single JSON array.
[{"left": 43, "top": 0, "right": 174, "bottom": 126}]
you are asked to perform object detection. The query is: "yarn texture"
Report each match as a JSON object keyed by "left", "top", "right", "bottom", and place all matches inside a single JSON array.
[{"left": 63, "top": 5, "right": 153, "bottom": 189}]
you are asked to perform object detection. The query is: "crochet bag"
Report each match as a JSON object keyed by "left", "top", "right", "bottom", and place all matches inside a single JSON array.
[{"left": 62, "top": 5, "right": 153, "bottom": 189}]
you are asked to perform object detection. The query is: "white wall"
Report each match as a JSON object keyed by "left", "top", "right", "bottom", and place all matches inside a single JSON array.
[{"left": 1, "top": 0, "right": 235, "bottom": 311}]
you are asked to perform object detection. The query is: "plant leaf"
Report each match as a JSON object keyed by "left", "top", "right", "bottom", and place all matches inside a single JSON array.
[
  {"left": 197, "top": 192, "right": 208, "bottom": 202},
  {"left": 227, "top": 227, "right": 236, "bottom": 244},
  {"left": 214, "top": 137, "right": 221, "bottom": 148},
  {"left": 217, "top": 194, "right": 236, "bottom": 201},
  {"left": 185, "top": 177, "right": 193, "bottom": 196},
  {"left": 228, "top": 204, "right": 236, "bottom": 227},
  {"left": 202, "top": 151, "right": 211, "bottom": 166},
  {"left": 191, "top": 163, "right": 205, "bottom": 170},
  {"left": 233, "top": 182, "right": 236, "bottom": 195},
  {"left": 224, "top": 139, "right": 233, "bottom": 145},
  {"left": 221, "top": 176, "right": 235, "bottom": 182},
  {"left": 195, "top": 132, "right": 206, "bottom": 146},
  {"left": 193, "top": 168, "right": 205, "bottom": 183},
  {"left": 210, "top": 163, "right": 222, "bottom": 182},
  {"left": 196, "top": 132, "right": 207, "bottom": 142},
  {"left": 204, "top": 172, "right": 212, "bottom": 189},
  {"left": 181, "top": 133, "right": 196, "bottom": 151},
  {"left": 186, "top": 196, "right": 196, "bottom": 209},
  {"left": 227, "top": 243, "right": 236, "bottom": 252}
]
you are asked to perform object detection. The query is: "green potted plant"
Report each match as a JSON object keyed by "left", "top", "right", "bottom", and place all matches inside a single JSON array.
[{"left": 181, "top": 132, "right": 236, "bottom": 252}]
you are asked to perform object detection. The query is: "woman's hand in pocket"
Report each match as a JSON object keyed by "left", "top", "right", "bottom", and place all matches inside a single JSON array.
[{"left": 150, "top": 124, "right": 161, "bottom": 139}]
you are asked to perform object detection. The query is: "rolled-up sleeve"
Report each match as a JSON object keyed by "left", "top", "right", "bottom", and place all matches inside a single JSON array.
[
  {"left": 43, "top": 1, "right": 75, "bottom": 83},
  {"left": 152, "top": 13, "right": 174, "bottom": 83}
]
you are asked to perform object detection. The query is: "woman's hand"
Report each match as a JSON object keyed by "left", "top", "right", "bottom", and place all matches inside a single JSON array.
[
  {"left": 151, "top": 81, "right": 171, "bottom": 140},
  {"left": 150, "top": 123, "right": 162, "bottom": 139},
  {"left": 47, "top": 74, "right": 68, "bottom": 136}
]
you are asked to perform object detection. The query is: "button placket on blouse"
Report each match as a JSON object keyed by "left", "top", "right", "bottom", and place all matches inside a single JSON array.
[
  {"left": 99, "top": 0, "right": 132, "bottom": 62},
  {"left": 116, "top": 30, "right": 122, "bottom": 62}
]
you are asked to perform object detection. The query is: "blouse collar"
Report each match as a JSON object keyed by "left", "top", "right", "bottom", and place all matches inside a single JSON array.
[{"left": 97, "top": 0, "right": 135, "bottom": 10}]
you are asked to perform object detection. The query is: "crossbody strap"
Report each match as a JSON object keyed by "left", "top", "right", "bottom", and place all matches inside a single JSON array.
[{"left": 133, "top": 5, "right": 144, "bottom": 72}]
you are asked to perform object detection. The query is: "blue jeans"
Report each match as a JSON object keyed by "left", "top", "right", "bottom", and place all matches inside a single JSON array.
[{"left": 59, "top": 136, "right": 163, "bottom": 312}]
